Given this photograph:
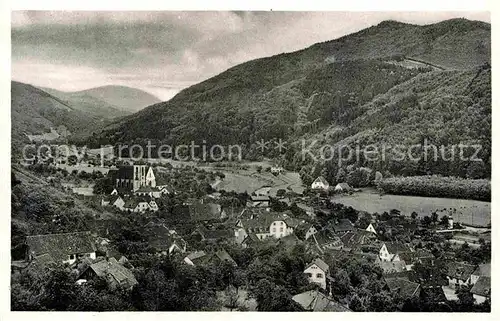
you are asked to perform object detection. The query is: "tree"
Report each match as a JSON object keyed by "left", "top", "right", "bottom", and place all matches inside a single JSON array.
[
  {"left": 256, "top": 166, "right": 262, "bottom": 173},
  {"left": 431, "top": 212, "right": 439, "bottom": 225},
  {"left": 336, "top": 167, "right": 347, "bottom": 183},
  {"left": 440, "top": 215, "right": 449, "bottom": 227},
  {"left": 422, "top": 216, "right": 432, "bottom": 227},
  {"left": 253, "top": 279, "right": 301, "bottom": 311},
  {"left": 93, "top": 177, "right": 113, "bottom": 195},
  {"left": 411, "top": 212, "right": 419, "bottom": 220},
  {"left": 276, "top": 189, "right": 286, "bottom": 197}
]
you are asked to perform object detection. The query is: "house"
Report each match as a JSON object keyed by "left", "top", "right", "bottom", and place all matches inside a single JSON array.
[
  {"left": 184, "top": 250, "right": 236, "bottom": 267},
  {"left": 123, "top": 197, "right": 158, "bottom": 213},
  {"left": 134, "top": 185, "right": 162, "bottom": 198},
  {"left": 108, "top": 165, "right": 156, "bottom": 192},
  {"left": 188, "top": 201, "right": 226, "bottom": 223},
  {"left": 304, "top": 258, "right": 330, "bottom": 290},
  {"left": 385, "top": 277, "right": 421, "bottom": 300},
  {"left": 411, "top": 249, "right": 435, "bottom": 267},
  {"left": 470, "top": 276, "right": 490, "bottom": 304},
  {"left": 339, "top": 230, "right": 374, "bottom": 252},
  {"left": 247, "top": 195, "right": 270, "bottom": 208},
  {"left": 193, "top": 226, "right": 234, "bottom": 243},
  {"left": 241, "top": 233, "right": 260, "bottom": 248},
  {"left": 334, "top": 183, "right": 352, "bottom": 193},
  {"left": 471, "top": 263, "right": 490, "bottom": 284},
  {"left": 376, "top": 256, "right": 407, "bottom": 274},
  {"left": 183, "top": 251, "right": 207, "bottom": 266},
  {"left": 101, "top": 195, "right": 125, "bottom": 210},
  {"left": 270, "top": 166, "right": 284, "bottom": 175},
  {"left": 365, "top": 223, "right": 377, "bottom": 234},
  {"left": 234, "top": 213, "right": 301, "bottom": 242},
  {"left": 25, "top": 231, "right": 96, "bottom": 265},
  {"left": 446, "top": 262, "right": 477, "bottom": 288},
  {"left": 311, "top": 176, "right": 329, "bottom": 191},
  {"left": 307, "top": 229, "right": 343, "bottom": 253},
  {"left": 296, "top": 203, "right": 315, "bottom": 217},
  {"left": 379, "top": 242, "right": 413, "bottom": 262},
  {"left": 292, "top": 290, "right": 351, "bottom": 312},
  {"left": 78, "top": 257, "right": 138, "bottom": 290},
  {"left": 142, "top": 224, "right": 187, "bottom": 255},
  {"left": 329, "top": 219, "right": 355, "bottom": 234},
  {"left": 295, "top": 223, "right": 318, "bottom": 241}
]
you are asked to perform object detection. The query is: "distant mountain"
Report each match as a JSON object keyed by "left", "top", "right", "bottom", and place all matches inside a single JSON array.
[
  {"left": 70, "top": 85, "right": 161, "bottom": 113},
  {"left": 11, "top": 81, "right": 109, "bottom": 154},
  {"left": 87, "top": 18, "right": 491, "bottom": 178},
  {"left": 41, "top": 87, "right": 131, "bottom": 120}
]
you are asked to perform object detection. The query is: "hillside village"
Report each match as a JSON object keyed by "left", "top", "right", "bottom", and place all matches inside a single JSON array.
[
  {"left": 10, "top": 14, "right": 491, "bottom": 313},
  {"left": 11, "top": 155, "right": 491, "bottom": 312}
]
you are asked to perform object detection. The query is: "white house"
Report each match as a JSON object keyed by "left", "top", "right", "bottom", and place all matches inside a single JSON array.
[
  {"left": 304, "top": 258, "right": 330, "bottom": 290},
  {"left": 379, "top": 242, "right": 412, "bottom": 262},
  {"left": 365, "top": 223, "right": 377, "bottom": 234},
  {"left": 235, "top": 214, "right": 302, "bottom": 242},
  {"left": 123, "top": 197, "right": 158, "bottom": 213},
  {"left": 270, "top": 166, "right": 284, "bottom": 174},
  {"left": 134, "top": 186, "right": 162, "bottom": 198},
  {"left": 311, "top": 176, "right": 330, "bottom": 191}
]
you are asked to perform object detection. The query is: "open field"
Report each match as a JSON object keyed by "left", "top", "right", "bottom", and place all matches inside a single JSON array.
[
  {"left": 213, "top": 169, "right": 304, "bottom": 195},
  {"left": 332, "top": 188, "right": 490, "bottom": 227}
]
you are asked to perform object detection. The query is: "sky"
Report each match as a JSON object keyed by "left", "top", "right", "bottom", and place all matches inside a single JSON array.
[{"left": 11, "top": 11, "right": 490, "bottom": 101}]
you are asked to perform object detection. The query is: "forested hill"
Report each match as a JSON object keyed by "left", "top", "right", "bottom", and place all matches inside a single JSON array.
[{"left": 87, "top": 18, "right": 490, "bottom": 178}]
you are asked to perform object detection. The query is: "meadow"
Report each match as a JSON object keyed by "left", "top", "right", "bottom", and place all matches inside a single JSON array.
[{"left": 332, "top": 188, "right": 490, "bottom": 227}]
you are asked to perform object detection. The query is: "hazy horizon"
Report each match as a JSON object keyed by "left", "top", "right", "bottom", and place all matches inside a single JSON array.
[{"left": 12, "top": 11, "right": 490, "bottom": 101}]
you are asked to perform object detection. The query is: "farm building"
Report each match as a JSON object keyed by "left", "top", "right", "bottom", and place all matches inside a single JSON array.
[
  {"left": 334, "top": 183, "right": 353, "bottom": 193},
  {"left": 311, "top": 176, "right": 330, "bottom": 191}
]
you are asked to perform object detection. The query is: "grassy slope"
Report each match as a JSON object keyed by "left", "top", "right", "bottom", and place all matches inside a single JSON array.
[
  {"left": 11, "top": 166, "right": 116, "bottom": 251},
  {"left": 11, "top": 81, "right": 109, "bottom": 154}
]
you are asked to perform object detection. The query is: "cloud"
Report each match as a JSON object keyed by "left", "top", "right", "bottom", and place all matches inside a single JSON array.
[{"left": 11, "top": 11, "right": 490, "bottom": 101}]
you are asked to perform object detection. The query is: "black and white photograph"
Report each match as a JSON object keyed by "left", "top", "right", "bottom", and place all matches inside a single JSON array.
[{"left": 7, "top": 6, "right": 493, "bottom": 314}]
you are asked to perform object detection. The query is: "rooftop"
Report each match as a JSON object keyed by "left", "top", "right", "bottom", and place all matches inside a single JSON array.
[{"left": 26, "top": 231, "right": 96, "bottom": 262}]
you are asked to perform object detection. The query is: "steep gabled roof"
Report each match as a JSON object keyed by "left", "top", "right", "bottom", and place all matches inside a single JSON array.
[
  {"left": 330, "top": 219, "right": 355, "bottom": 233},
  {"left": 340, "top": 230, "right": 370, "bottom": 249},
  {"left": 385, "top": 277, "right": 420, "bottom": 299},
  {"left": 308, "top": 229, "right": 342, "bottom": 249},
  {"left": 292, "top": 290, "right": 351, "bottom": 312},
  {"left": 26, "top": 231, "right": 96, "bottom": 262},
  {"left": 88, "top": 258, "right": 137, "bottom": 288},
  {"left": 470, "top": 276, "right": 490, "bottom": 297},
  {"left": 312, "top": 176, "right": 329, "bottom": 186},
  {"left": 472, "top": 263, "right": 491, "bottom": 277},
  {"left": 447, "top": 262, "right": 477, "bottom": 281},
  {"left": 383, "top": 242, "right": 413, "bottom": 254},
  {"left": 305, "top": 258, "right": 330, "bottom": 273}
]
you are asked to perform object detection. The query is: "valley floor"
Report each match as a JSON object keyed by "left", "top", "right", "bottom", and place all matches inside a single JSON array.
[{"left": 332, "top": 188, "right": 490, "bottom": 227}]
